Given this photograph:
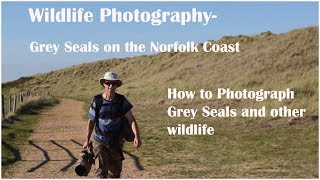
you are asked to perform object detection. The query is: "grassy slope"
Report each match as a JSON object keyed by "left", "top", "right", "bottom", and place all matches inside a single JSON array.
[
  {"left": 128, "top": 108, "right": 318, "bottom": 178},
  {"left": 2, "top": 26, "right": 318, "bottom": 178},
  {"left": 2, "top": 27, "right": 318, "bottom": 109}
]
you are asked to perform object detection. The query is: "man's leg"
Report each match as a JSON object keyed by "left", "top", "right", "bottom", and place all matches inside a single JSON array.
[
  {"left": 107, "top": 143, "right": 124, "bottom": 178},
  {"left": 93, "top": 141, "right": 109, "bottom": 178},
  {"left": 108, "top": 160, "right": 122, "bottom": 178}
]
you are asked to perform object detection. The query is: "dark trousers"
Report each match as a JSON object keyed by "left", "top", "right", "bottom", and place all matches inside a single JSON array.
[{"left": 93, "top": 141, "right": 124, "bottom": 178}]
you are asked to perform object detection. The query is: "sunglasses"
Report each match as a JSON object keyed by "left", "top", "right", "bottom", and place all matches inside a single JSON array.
[{"left": 104, "top": 81, "right": 118, "bottom": 86}]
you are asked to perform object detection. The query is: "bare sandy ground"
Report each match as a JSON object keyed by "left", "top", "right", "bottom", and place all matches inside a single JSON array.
[{"left": 4, "top": 98, "right": 151, "bottom": 178}]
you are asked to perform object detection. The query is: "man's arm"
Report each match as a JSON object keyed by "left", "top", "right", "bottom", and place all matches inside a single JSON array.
[
  {"left": 125, "top": 110, "right": 141, "bottom": 148},
  {"left": 83, "top": 120, "right": 95, "bottom": 149}
]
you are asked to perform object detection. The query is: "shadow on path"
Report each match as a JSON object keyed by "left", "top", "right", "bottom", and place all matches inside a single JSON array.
[
  {"left": 50, "top": 140, "right": 77, "bottom": 171},
  {"left": 70, "top": 139, "right": 83, "bottom": 147},
  {"left": 27, "top": 140, "right": 50, "bottom": 172},
  {"left": 2, "top": 141, "right": 22, "bottom": 166},
  {"left": 123, "top": 150, "right": 144, "bottom": 171}
]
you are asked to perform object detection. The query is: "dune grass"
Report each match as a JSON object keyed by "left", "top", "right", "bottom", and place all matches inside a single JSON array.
[
  {"left": 1, "top": 26, "right": 318, "bottom": 178},
  {"left": 2, "top": 27, "right": 318, "bottom": 109},
  {"left": 124, "top": 107, "right": 318, "bottom": 178}
]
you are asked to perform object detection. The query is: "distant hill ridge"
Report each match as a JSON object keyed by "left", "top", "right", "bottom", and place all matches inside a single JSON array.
[{"left": 2, "top": 26, "right": 318, "bottom": 112}]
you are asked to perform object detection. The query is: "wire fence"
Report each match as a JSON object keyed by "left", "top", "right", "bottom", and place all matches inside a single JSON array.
[{"left": 1, "top": 91, "right": 51, "bottom": 120}]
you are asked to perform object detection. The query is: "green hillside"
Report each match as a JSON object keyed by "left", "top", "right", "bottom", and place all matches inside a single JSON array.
[
  {"left": 2, "top": 26, "right": 318, "bottom": 178},
  {"left": 3, "top": 27, "right": 318, "bottom": 111}
]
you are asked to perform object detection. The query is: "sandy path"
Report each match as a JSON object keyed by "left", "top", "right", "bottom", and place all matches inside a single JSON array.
[{"left": 4, "top": 98, "right": 148, "bottom": 178}]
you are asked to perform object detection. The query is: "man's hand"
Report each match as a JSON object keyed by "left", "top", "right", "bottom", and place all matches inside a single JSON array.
[
  {"left": 84, "top": 120, "right": 95, "bottom": 150},
  {"left": 125, "top": 110, "right": 141, "bottom": 148},
  {"left": 133, "top": 136, "right": 141, "bottom": 148},
  {"left": 83, "top": 141, "right": 90, "bottom": 150},
  {"left": 83, "top": 141, "right": 94, "bottom": 154}
]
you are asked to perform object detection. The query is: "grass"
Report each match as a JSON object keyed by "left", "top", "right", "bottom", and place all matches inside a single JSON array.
[
  {"left": 1, "top": 27, "right": 318, "bottom": 108},
  {"left": 1, "top": 97, "right": 59, "bottom": 175},
  {"left": 1, "top": 26, "right": 318, "bottom": 178},
  {"left": 124, "top": 107, "right": 318, "bottom": 178}
]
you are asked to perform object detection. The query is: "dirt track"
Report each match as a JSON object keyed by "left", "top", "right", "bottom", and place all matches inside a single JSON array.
[{"left": 4, "top": 98, "right": 148, "bottom": 178}]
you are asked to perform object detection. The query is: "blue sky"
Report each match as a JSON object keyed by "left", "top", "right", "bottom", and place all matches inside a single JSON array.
[{"left": 2, "top": 2, "right": 319, "bottom": 82}]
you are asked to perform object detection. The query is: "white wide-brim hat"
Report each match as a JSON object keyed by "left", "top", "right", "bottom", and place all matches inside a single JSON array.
[{"left": 99, "top": 72, "right": 122, "bottom": 87}]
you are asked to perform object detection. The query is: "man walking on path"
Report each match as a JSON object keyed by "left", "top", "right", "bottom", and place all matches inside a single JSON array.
[{"left": 83, "top": 72, "right": 141, "bottom": 178}]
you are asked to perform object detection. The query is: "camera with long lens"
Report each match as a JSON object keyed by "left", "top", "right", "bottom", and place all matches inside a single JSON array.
[{"left": 75, "top": 141, "right": 94, "bottom": 176}]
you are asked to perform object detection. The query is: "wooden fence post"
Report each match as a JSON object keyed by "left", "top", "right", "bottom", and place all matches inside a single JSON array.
[
  {"left": 2, "top": 94, "right": 5, "bottom": 119},
  {"left": 3, "top": 91, "right": 53, "bottom": 118},
  {"left": 9, "top": 95, "right": 12, "bottom": 112},
  {"left": 17, "top": 94, "right": 20, "bottom": 105},
  {"left": 21, "top": 92, "right": 24, "bottom": 103},
  {"left": 19, "top": 93, "right": 23, "bottom": 104},
  {"left": 13, "top": 95, "right": 17, "bottom": 112}
]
